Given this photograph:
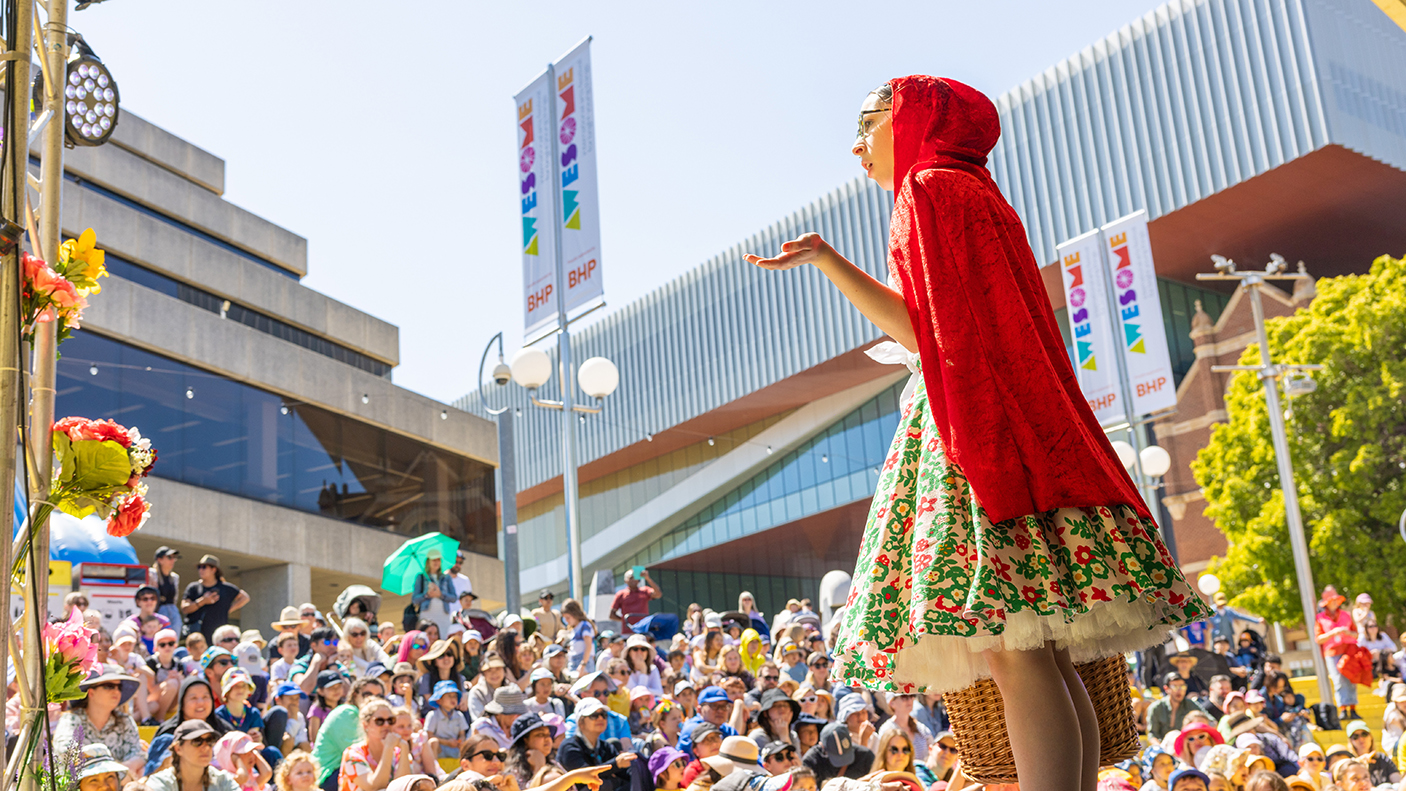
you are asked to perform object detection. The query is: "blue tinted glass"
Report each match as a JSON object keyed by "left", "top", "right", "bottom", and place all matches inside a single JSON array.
[{"left": 54, "top": 331, "right": 496, "bottom": 554}]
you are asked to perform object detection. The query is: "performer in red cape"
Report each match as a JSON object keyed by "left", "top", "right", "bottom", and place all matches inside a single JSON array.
[{"left": 745, "top": 76, "right": 1208, "bottom": 790}]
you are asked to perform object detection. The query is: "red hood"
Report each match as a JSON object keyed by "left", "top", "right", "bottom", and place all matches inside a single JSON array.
[{"left": 888, "top": 75, "right": 999, "bottom": 186}]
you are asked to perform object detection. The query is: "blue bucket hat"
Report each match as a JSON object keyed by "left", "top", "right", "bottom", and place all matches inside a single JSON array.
[
  {"left": 697, "top": 686, "right": 729, "bottom": 705},
  {"left": 431, "top": 680, "right": 461, "bottom": 702}
]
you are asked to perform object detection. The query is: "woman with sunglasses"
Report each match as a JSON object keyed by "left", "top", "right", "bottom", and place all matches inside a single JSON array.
[
  {"left": 146, "top": 720, "right": 239, "bottom": 791},
  {"left": 338, "top": 698, "right": 409, "bottom": 791},
  {"left": 873, "top": 729, "right": 917, "bottom": 777},
  {"left": 457, "top": 733, "right": 508, "bottom": 782},
  {"left": 342, "top": 619, "right": 392, "bottom": 679},
  {"left": 55, "top": 670, "right": 147, "bottom": 778},
  {"left": 394, "top": 631, "right": 430, "bottom": 669},
  {"left": 746, "top": 76, "right": 1206, "bottom": 790},
  {"left": 1292, "top": 744, "right": 1331, "bottom": 791}
]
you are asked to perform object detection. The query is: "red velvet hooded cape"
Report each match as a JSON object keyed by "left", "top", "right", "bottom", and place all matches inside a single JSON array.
[{"left": 885, "top": 75, "right": 1150, "bottom": 523}]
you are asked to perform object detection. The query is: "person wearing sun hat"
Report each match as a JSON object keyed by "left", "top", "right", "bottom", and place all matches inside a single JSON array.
[
  {"left": 557, "top": 697, "right": 634, "bottom": 791},
  {"left": 1344, "top": 719, "right": 1402, "bottom": 786},
  {"left": 1166, "top": 766, "right": 1211, "bottom": 791},
  {"left": 1313, "top": 584, "right": 1360, "bottom": 721},
  {"left": 74, "top": 742, "right": 131, "bottom": 791},
  {"left": 1294, "top": 743, "right": 1332, "bottom": 790},
  {"left": 55, "top": 669, "right": 145, "bottom": 776},
  {"left": 471, "top": 684, "right": 527, "bottom": 750},
  {"left": 1174, "top": 722, "right": 1224, "bottom": 766},
  {"left": 649, "top": 745, "right": 689, "bottom": 790}
]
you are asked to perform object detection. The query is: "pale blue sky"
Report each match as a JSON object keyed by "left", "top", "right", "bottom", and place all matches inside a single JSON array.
[{"left": 74, "top": 1, "right": 1161, "bottom": 403}]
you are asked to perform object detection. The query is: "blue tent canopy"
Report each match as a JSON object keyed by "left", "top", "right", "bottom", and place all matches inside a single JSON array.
[{"left": 12, "top": 479, "right": 138, "bottom": 565}]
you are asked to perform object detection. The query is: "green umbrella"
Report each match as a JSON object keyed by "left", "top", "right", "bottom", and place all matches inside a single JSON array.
[{"left": 381, "top": 532, "right": 460, "bottom": 596}]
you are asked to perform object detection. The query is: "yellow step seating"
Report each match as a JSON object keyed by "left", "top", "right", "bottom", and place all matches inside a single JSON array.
[{"left": 1292, "top": 675, "right": 1386, "bottom": 747}]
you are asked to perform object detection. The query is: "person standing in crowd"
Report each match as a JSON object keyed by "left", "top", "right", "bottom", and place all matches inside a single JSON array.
[
  {"left": 55, "top": 670, "right": 145, "bottom": 778},
  {"left": 181, "top": 556, "right": 249, "bottom": 643},
  {"left": 411, "top": 548, "right": 456, "bottom": 641},
  {"left": 1350, "top": 593, "right": 1376, "bottom": 638},
  {"left": 532, "top": 591, "right": 562, "bottom": 643},
  {"left": 446, "top": 550, "right": 474, "bottom": 618},
  {"left": 1208, "top": 592, "right": 1264, "bottom": 646},
  {"left": 149, "top": 547, "right": 184, "bottom": 634},
  {"left": 1147, "top": 673, "right": 1207, "bottom": 741},
  {"left": 561, "top": 599, "right": 595, "bottom": 676},
  {"left": 608, "top": 569, "right": 662, "bottom": 629},
  {"left": 1315, "top": 585, "right": 1361, "bottom": 721}
]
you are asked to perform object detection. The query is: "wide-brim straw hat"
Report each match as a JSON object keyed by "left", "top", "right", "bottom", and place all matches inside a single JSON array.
[
  {"left": 272, "top": 605, "right": 303, "bottom": 630},
  {"left": 79, "top": 669, "right": 140, "bottom": 707}
]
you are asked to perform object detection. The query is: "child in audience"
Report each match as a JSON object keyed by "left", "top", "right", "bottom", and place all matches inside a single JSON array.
[
  {"left": 273, "top": 750, "right": 319, "bottom": 791},
  {"left": 425, "top": 681, "right": 469, "bottom": 764}
]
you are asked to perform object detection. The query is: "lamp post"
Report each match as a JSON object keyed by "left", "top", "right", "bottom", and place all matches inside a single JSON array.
[
  {"left": 1111, "top": 440, "right": 1178, "bottom": 560},
  {"left": 1197, "top": 254, "right": 1331, "bottom": 707},
  {"left": 475, "top": 333, "right": 519, "bottom": 612},
  {"left": 507, "top": 346, "right": 619, "bottom": 603}
]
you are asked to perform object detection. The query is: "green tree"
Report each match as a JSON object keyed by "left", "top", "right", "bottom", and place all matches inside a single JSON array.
[{"left": 1192, "top": 255, "right": 1406, "bottom": 630}]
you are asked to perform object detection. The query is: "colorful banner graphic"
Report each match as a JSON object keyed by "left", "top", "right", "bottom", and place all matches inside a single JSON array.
[
  {"left": 552, "top": 39, "right": 603, "bottom": 320},
  {"left": 515, "top": 37, "right": 603, "bottom": 343},
  {"left": 515, "top": 72, "right": 559, "bottom": 340},
  {"left": 1057, "top": 229, "right": 1124, "bottom": 425},
  {"left": 1100, "top": 211, "right": 1176, "bottom": 417}
]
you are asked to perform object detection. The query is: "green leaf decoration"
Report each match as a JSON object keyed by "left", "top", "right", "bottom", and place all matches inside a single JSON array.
[
  {"left": 51, "top": 432, "right": 76, "bottom": 485},
  {"left": 69, "top": 439, "right": 134, "bottom": 491}
]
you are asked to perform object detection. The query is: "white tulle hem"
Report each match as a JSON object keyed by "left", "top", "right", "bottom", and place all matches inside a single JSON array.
[{"left": 876, "top": 597, "right": 1173, "bottom": 694}]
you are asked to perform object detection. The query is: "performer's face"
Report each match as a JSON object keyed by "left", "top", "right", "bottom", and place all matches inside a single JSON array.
[{"left": 853, "top": 92, "right": 894, "bottom": 190}]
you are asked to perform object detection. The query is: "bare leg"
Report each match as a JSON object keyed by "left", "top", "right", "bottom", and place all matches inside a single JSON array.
[
  {"left": 984, "top": 642, "right": 1083, "bottom": 791},
  {"left": 1053, "top": 647, "right": 1099, "bottom": 791}
]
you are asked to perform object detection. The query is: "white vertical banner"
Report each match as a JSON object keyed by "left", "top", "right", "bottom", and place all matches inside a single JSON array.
[
  {"left": 515, "top": 73, "right": 559, "bottom": 340},
  {"left": 1057, "top": 229, "right": 1124, "bottom": 425},
  {"left": 1100, "top": 211, "right": 1177, "bottom": 416},
  {"left": 552, "top": 38, "right": 604, "bottom": 318}
]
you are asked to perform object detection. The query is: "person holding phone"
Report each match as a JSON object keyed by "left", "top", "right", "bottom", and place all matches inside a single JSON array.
[{"left": 608, "top": 569, "right": 661, "bottom": 629}]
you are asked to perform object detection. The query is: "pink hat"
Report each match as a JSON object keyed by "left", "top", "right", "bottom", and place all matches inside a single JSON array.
[
  {"left": 630, "top": 685, "right": 655, "bottom": 702},
  {"left": 213, "top": 732, "right": 256, "bottom": 772},
  {"left": 1223, "top": 691, "right": 1246, "bottom": 708},
  {"left": 1356, "top": 593, "right": 1373, "bottom": 605},
  {"left": 1244, "top": 690, "right": 1265, "bottom": 704}
]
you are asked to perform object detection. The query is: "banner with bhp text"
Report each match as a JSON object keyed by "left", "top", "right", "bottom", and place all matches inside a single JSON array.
[{"left": 1100, "top": 211, "right": 1176, "bottom": 417}]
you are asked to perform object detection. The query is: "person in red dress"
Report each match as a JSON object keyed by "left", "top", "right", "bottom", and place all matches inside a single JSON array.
[{"left": 1314, "top": 585, "right": 1360, "bottom": 721}]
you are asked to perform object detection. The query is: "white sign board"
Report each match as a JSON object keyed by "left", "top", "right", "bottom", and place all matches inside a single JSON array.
[
  {"left": 1057, "top": 230, "right": 1124, "bottom": 425},
  {"left": 515, "top": 72, "right": 560, "bottom": 341},
  {"left": 1100, "top": 212, "right": 1177, "bottom": 416},
  {"left": 552, "top": 39, "right": 604, "bottom": 320},
  {"left": 517, "top": 37, "right": 604, "bottom": 344}
]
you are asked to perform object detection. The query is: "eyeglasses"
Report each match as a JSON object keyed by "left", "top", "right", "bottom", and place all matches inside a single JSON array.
[
  {"left": 410, "top": 641, "right": 427, "bottom": 650},
  {"left": 197, "top": 564, "right": 213, "bottom": 569},
  {"left": 137, "top": 596, "right": 157, "bottom": 603},
  {"left": 190, "top": 736, "right": 218, "bottom": 747},
  {"left": 91, "top": 682, "right": 123, "bottom": 691},
  {"left": 888, "top": 745, "right": 912, "bottom": 755},
  {"left": 470, "top": 750, "right": 506, "bottom": 762},
  {"left": 1349, "top": 733, "right": 1371, "bottom": 741},
  {"left": 856, "top": 108, "right": 890, "bottom": 140},
  {"left": 369, "top": 716, "right": 395, "bottom": 727},
  {"left": 583, "top": 712, "right": 607, "bottom": 721},
  {"left": 937, "top": 744, "right": 958, "bottom": 754},
  {"left": 761, "top": 675, "right": 780, "bottom": 682},
  {"left": 800, "top": 696, "right": 817, "bottom": 704},
  {"left": 301, "top": 612, "right": 317, "bottom": 619},
  {"left": 587, "top": 690, "right": 609, "bottom": 700},
  {"left": 1303, "top": 756, "right": 1324, "bottom": 763},
  {"left": 320, "top": 639, "right": 337, "bottom": 647},
  {"left": 768, "top": 750, "right": 796, "bottom": 761},
  {"left": 347, "top": 631, "right": 367, "bottom": 638},
  {"left": 219, "top": 637, "right": 239, "bottom": 644},
  {"left": 156, "top": 641, "right": 177, "bottom": 648},
  {"left": 210, "top": 658, "right": 233, "bottom": 667}
]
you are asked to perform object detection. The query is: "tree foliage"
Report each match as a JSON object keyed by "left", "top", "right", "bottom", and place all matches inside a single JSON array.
[{"left": 1192, "top": 256, "right": 1406, "bottom": 630}]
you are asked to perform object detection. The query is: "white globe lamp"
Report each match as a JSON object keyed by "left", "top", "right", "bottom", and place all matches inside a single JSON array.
[
  {"left": 1110, "top": 440, "right": 1137, "bottom": 470},
  {"left": 578, "top": 357, "right": 620, "bottom": 400},
  {"left": 1140, "top": 445, "right": 1172, "bottom": 478},
  {"left": 510, "top": 348, "right": 552, "bottom": 390},
  {"left": 1197, "top": 573, "right": 1222, "bottom": 596}
]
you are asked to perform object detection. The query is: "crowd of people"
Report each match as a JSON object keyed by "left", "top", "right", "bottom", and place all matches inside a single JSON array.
[{"left": 23, "top": 545, "right": 1406, "bottom": 791}]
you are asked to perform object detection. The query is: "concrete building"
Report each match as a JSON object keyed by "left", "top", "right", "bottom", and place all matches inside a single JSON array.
[
  {"left": 51, "top": 112, "right": 503, "bottom": 632},
  {"left": 460, "top": 0, "right": 1406, "bottom": 621}
]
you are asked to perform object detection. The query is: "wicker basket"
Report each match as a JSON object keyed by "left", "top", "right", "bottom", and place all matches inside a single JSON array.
[{"left": 943, "top": 653, "right": 1141, "bottom": 784}]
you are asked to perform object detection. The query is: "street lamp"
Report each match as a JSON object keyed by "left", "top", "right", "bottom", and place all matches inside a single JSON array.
[
  {"left": 476, "top": 333, "right": 520, "bottom": 613},
  {"left": 1197, "top": 253, "right": 1331, "bottom": 707},
  {"left": 507, "top": 347, "right": 620, "bottom": 603}
]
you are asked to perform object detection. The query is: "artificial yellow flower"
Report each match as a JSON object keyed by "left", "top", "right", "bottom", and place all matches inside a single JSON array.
[{"left": 62, "top": 228, "right": 107, "bottom": 293}]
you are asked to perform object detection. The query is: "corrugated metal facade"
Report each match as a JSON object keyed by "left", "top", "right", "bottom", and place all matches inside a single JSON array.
[{"left": 458, "top": 0, "right": 1406, "bottom": 494}]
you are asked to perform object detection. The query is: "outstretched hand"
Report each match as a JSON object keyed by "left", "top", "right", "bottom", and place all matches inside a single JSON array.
[{"left": 744, "top": 233, "right": 832, "bottom": 270}]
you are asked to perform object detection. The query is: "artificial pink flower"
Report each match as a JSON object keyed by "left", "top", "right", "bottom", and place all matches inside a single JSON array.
[{"left": 43, "top": 606, "right": 98, "bottom": 672}]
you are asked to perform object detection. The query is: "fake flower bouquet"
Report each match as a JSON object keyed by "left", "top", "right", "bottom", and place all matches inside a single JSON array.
[
  {"left": 20, "top": 228, "right": 107, "bottom": 346},
  {"left": 50, "top": 416, "right": 156, "bottom": 537},
  {"left": 41, "top": 607, "right": 99, "bottom": 702}
]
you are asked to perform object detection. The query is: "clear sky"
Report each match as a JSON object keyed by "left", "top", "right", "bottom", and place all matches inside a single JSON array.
[{"left": 73, "top": 0, "right": 1161, "bottom": 404}]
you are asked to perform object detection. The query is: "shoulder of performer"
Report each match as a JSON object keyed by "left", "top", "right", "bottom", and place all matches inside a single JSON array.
[{"left": 904, "top": 166, "right": 987, "bottom": 208}]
